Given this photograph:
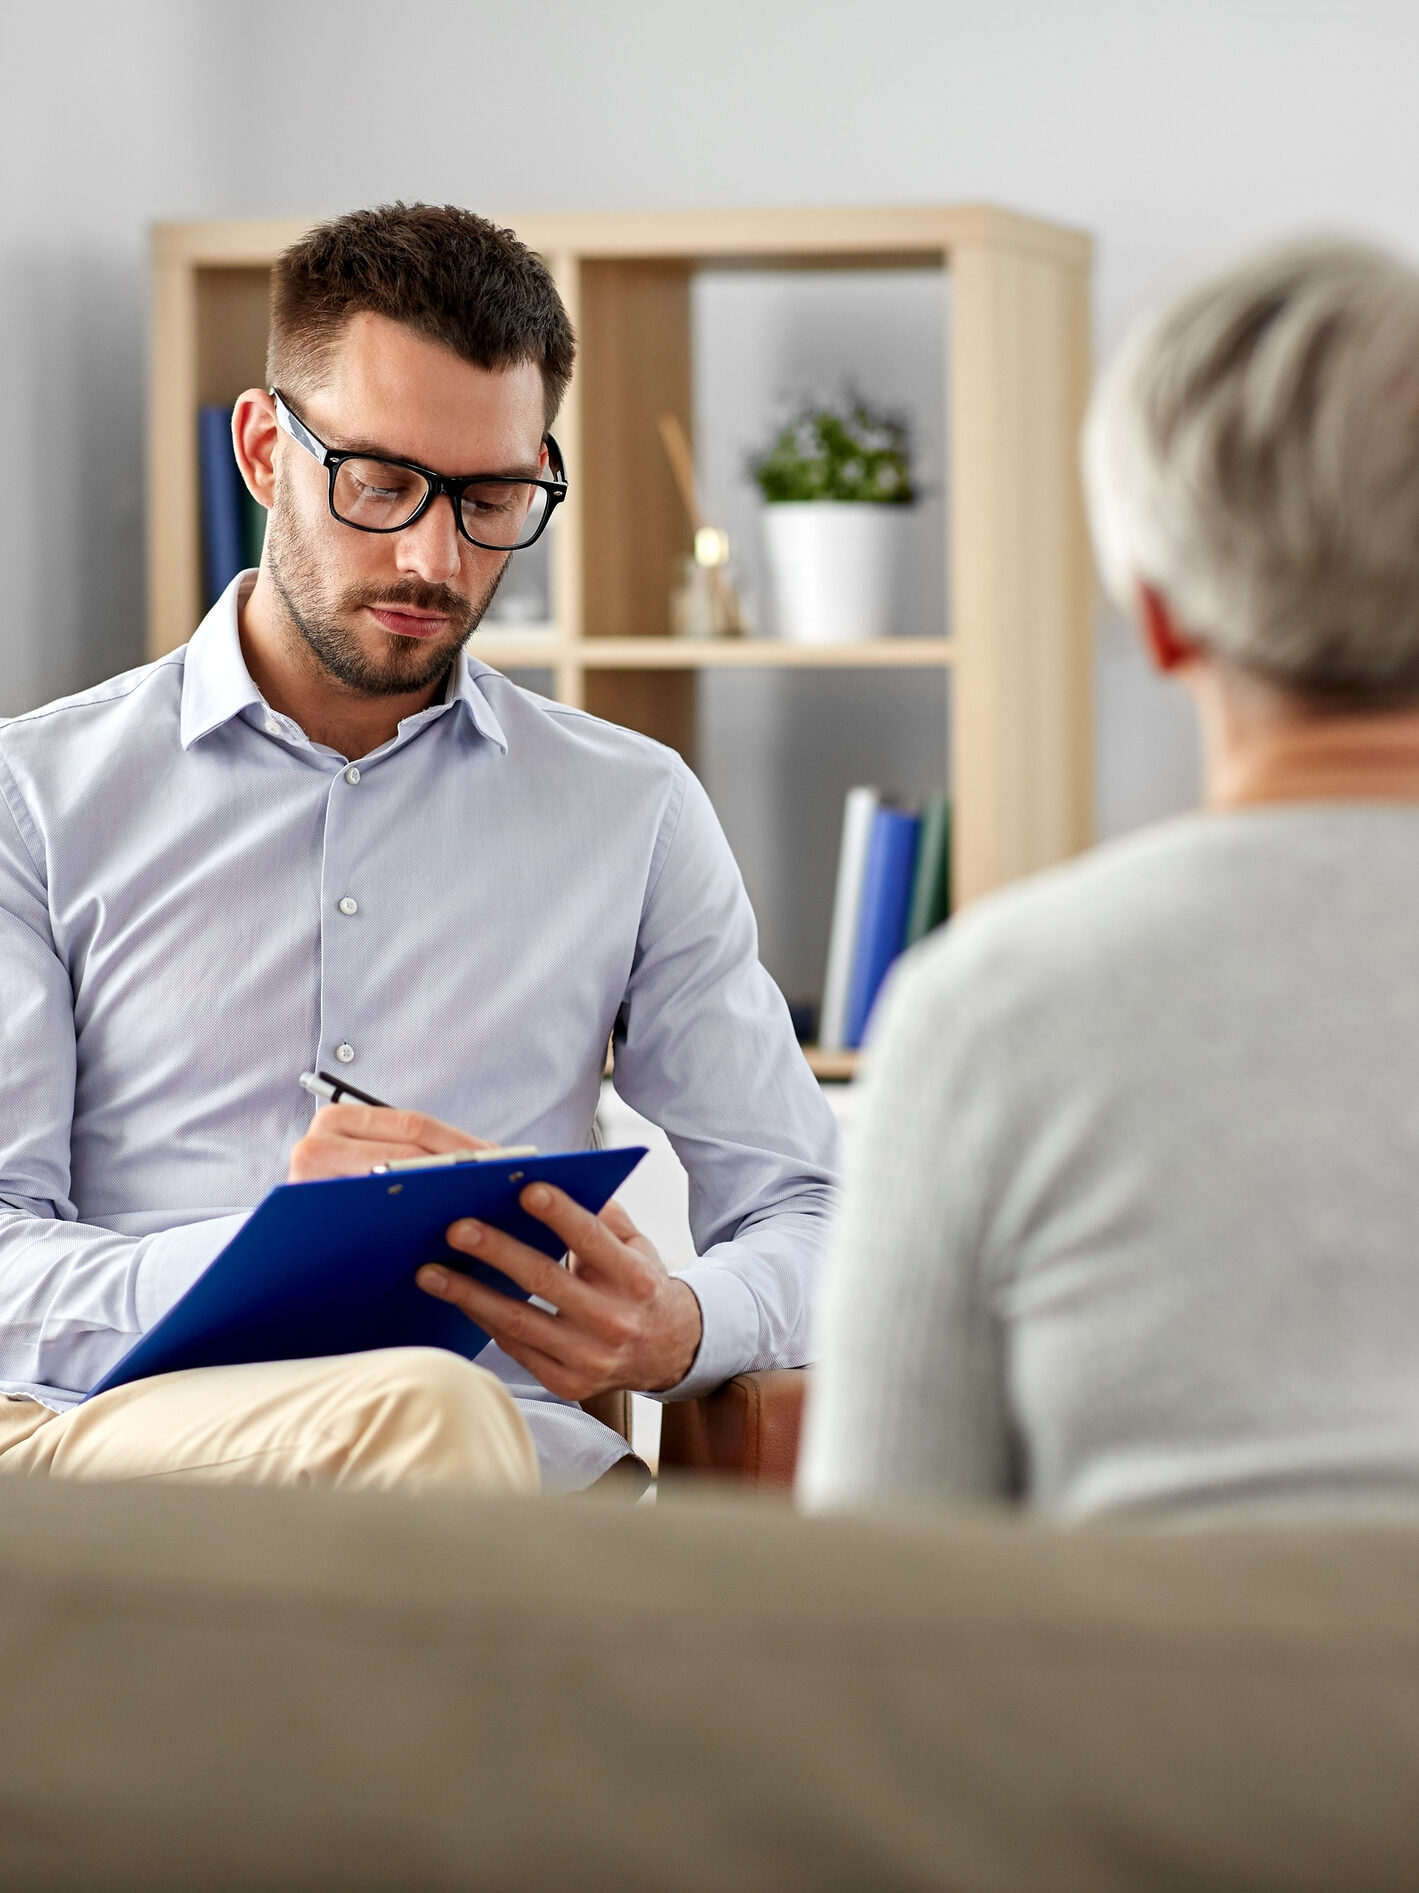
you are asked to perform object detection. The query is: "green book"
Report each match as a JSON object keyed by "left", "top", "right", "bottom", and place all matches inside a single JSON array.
[
  {"left": 240, "top": 484, "right": 268, "bottom": 572},
  {"left": 905, "top": 796, "right": 952, "bottom": 945}
]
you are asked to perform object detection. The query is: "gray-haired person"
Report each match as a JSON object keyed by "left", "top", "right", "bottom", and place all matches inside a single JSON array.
[{"left": 800, "top": 239, "right": 1419, "bottom": 1522}]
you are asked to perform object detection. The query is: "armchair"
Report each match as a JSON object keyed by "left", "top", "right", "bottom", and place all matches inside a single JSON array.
[{"left": 583, "top": 1369, "right": 810, "bottom": 1489}]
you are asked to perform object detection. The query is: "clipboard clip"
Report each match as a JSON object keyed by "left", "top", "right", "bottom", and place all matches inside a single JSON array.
[{"left": 370, "top": 1145, "right": 538, "bottom": 1175}]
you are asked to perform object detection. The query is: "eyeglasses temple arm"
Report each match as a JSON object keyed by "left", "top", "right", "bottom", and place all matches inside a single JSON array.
[{"left": 269, "top": 388, "right": 330, "bottom": 468}]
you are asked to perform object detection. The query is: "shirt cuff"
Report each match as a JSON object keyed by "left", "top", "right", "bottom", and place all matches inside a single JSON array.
[
  {"left": 133, "top": 1213, "right": 251, "bottom": 1332},
  {"left": 656, "top": 1264, "right": 762, "bottom": 1401}
]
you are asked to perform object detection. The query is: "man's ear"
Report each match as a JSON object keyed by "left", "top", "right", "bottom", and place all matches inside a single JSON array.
[
  {"left": 1136, "top": 583, "right": 1202, "bottom": 674},
  {"left": 231, "top": 389, "right": 279, "bottom": 510}
]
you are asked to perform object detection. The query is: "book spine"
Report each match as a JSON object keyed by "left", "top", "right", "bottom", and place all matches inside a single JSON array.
[
  {"left": 905, "top": 795, "right": 952, "bottom": 945},
  {"left": 198, "top": 405, "right": 246, "bottom": 610},
  {"left": 843, "top": 807, "right": 922, "bottom": 1049},
  {"left": 818, "top": 786, "right": 880, "bottom": 1051}
]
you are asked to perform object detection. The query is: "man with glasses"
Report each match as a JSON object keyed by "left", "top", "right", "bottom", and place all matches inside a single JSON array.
[{"left": 0, "top": 204, "right": 838, "bottom": 1493}]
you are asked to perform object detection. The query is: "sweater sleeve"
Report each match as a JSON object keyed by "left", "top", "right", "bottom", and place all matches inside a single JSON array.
[{"left": 796, "top": 936, "right": 1016, "bottom": 1511}]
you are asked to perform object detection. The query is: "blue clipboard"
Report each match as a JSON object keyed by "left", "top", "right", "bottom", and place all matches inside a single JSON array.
[{"left": 88, "top": 1145, "right": 647, "bottom": 1399}]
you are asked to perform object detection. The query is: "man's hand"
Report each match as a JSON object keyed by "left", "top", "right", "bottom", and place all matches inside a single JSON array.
[
  {"left": 287, "top": 1103, "right": 496, "bottom": 1181},
  {"left": 416, "top": 1185, "right": 704, "bottom": 1401}
]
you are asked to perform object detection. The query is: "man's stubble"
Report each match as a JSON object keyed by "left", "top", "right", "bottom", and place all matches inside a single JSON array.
[{"left": 265, "top": 470, "right": 507, "bottom": 699}]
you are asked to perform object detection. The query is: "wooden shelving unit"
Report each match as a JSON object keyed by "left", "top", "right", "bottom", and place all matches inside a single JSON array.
[{"left": 148, "top": 205, "right": 1094, "bottom": 1081}]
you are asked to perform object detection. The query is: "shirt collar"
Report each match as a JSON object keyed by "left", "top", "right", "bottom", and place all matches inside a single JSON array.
[
  {"left": 179, "top": 572, "right": 510, "bottom": 756},
  {"left": 178, "top": 574, "right": 263, "bottom": 749},
  {"left": 447, "top": 650, "right": 509, "bottom": 755}
]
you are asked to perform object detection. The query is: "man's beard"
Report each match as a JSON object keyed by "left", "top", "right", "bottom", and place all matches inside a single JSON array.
[{"left": 266, "top": 488, "right": 506, "bottom": 698}]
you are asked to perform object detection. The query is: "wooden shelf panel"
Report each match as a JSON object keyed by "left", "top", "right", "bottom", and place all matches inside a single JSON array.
[
  {"left": 803, "top": 1046, "right": 859, "bottom": 1081},
  {"left": 470, "top": 628, "right": 563, "bottom": 668},
  {"left": 568, "top": 637, "right": 955, "bottom": 670},
  {"left": 152, "top": 205, "right": 1091, "bottom": 271},
  {"left": 470, "top": 634, "right": 956, "bottom": 673}
]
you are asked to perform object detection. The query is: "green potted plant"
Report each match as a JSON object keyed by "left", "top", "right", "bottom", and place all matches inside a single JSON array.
[{"left": 751, "top": 393, "right": 915, "bottom": 643}]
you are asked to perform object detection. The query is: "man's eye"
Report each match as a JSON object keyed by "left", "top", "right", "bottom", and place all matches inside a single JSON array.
[{"left": 463, "top": 482, "right": 530, "bottom": 516}]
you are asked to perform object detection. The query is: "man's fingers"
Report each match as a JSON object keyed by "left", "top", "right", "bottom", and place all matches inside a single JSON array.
[
  {"left": 418, "top": 1265, "right": 607, "bottom": 1381},
  {"left": 596, "top": 1196, "right": 643, "bottom": 1244},
  {"left": 288, "top": 1104, "right": 494, "bottom": 1181},
  {"left": 467, "top": 1329, "right": 600, "bottom": 1405},
  {"left": 311, "top": 1102, "right": 493, "bottom": 1151},
  {"left": 416, "top": 1262, "right": 571, "bottom": 1391},
  {"left": 288, "top": 1136, "right": 468, "bottom": 1182},
  {"left": 444, "top": 1219, "right": 595, "bottom": 1314},
  {"left": 419, "top": 1265, "right": 565, "bottom": 1352},
  {"left": 420, "top": 1190, "right": 686, "bottom": 1402},
  {"left": 517, "top": 1184, "right": 644, "bottom": 1283}
]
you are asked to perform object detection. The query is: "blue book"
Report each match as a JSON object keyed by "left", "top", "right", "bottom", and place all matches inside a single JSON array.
[
  {"left": 87, "top": 1144, "right": 646, "bottom": 1399},
  {"left": 198, "top": 404, "right": 246, "bottom": 609},
  {"left": 843, "top": 806, "right": 922, "bottom": 1048}
]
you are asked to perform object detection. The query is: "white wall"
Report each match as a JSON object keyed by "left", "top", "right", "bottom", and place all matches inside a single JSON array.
[
  {"left": 7, "top": 0, "right": 1419, "bottom": 845},
  {"left": 0, "top": 3, "right": 246, "bottom": 711}
]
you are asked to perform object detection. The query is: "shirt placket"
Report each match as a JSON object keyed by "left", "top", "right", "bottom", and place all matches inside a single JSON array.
[{"left": 316, "top": 758, "right": 374, "bottom": 1075}]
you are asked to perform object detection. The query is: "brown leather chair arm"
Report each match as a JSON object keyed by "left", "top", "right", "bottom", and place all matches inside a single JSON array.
[
  {"left": 580, "top": 1389, "right": 634, "bottom": 1441},
  {"left": 658, "top": 1368, "right": 810, "bottom": 1488}
]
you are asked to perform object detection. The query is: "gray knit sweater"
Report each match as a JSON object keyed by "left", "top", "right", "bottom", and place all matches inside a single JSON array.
[{"left": 799, "top": 805, "right": 1419, "bottom": 1524}]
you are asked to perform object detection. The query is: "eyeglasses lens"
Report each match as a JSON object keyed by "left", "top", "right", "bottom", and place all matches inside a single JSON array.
[
  {"left": 459, "top": 479, "right": 549, "bottom": 550},
  {"left": 332, "top": 459, "right": 429, "bottom": 531},
  {"left": 331, "top": 458, "right": 549, "bottom": 548}
]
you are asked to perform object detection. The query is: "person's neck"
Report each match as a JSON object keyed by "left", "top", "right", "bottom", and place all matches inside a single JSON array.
[
  {"left": 238, "top": 570, "right": 445, "bottom": 760},
  {"left": 1194, "top": 660, "right": 1419, "bottom": 807}
]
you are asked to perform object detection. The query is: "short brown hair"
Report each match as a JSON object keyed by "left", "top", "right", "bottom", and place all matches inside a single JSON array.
[{"left": 267, "top": 203, "right": 577, "bottom": 427}]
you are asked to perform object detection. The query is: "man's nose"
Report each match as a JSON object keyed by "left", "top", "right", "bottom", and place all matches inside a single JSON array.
[{"left": 395, "top": 493, "right": 462, "bottom": 584}]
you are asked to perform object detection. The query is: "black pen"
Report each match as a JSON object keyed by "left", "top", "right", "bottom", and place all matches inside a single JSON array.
[
  {"left": 299, "top": 1070, "right": 392, "bottom": 1109},
  {"left": 296, "top": 1070, "right": 537, "bottom": 1167}
]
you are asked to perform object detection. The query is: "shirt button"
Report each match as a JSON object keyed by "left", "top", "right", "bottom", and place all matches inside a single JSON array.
[
  {"left": 338, "top": 897, "right": 358, "bottom": 917},
  {"left": 344, "top": 766, "right": 361, "bottom": 785},
  {"left": 264, "top": 717, "right": 281, "bottom": 737},
  {"left": 334, "top": 1042, "right": 355, "bottom": 1063}
]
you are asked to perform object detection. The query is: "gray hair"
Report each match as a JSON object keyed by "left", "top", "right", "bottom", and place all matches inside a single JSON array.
[{"left": 1083, "top": 238, "right": 1419, "bottom": 702}]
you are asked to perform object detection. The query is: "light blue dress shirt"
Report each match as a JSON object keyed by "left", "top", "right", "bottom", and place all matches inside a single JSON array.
[{"left": 0, "top": 577, "right": 839, "bottom": 1487}]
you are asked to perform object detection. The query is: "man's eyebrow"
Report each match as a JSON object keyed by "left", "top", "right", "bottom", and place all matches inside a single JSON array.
[
  {"left": 326, "top": 435, "right": 546, "bottom": 480},
  {"left": 474, "top": 460, "right": 548, "bottom": 481}
]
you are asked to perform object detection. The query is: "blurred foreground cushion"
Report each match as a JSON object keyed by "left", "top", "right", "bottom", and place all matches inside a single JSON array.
[{"left": 2, "top": 1479, "right": 1419, "bottom": 1890}]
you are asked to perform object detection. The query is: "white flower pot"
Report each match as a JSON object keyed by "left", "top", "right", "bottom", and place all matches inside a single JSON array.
[{"left": 762, "top": 502, "right": 904, "bottom": 643}]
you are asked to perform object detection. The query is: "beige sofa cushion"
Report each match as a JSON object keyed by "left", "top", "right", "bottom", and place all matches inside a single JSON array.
[{"left": 2, "top": 1479, "right": 1419, "bottom": 1890}]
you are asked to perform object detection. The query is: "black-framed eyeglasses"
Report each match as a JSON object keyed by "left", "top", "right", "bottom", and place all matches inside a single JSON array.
[{"left": 270, "top": 389, "right": 567, "bottom": 551}]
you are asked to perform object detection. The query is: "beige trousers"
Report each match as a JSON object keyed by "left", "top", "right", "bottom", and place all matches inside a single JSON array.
[{"left": 0, "top": 1348, "right": 539, "bottom": 1494}]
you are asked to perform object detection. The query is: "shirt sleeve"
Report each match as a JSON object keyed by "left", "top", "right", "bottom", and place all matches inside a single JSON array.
[
  {"left": 795, "top": 938, "right": 1016, "bottom": 1511},
  {"left": 0, "top": 757, "right": 242, "bottom": 1401},
  {"left": 610, "top": 762, "right": 840, "bottom": 1400}
]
